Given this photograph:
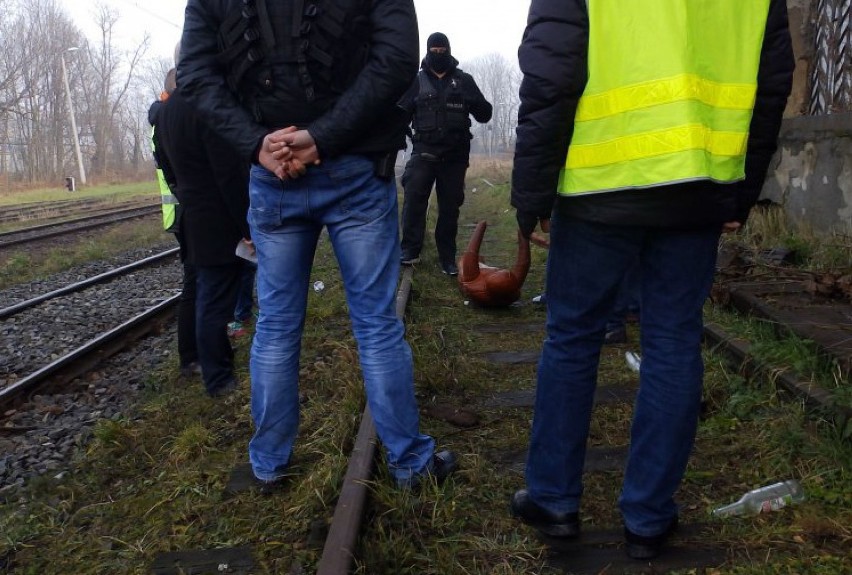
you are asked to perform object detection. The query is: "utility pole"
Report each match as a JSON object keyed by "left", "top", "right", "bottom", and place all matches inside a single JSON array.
[{"left": 60, "top": 47, "right": 86, "bottom": 186}]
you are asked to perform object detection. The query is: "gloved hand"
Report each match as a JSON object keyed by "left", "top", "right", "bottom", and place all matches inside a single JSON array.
[{"left": 516, "top": 210, "right": 539, "bottom": 239}]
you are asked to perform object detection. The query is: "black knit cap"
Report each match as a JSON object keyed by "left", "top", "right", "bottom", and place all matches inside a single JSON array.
[{"left": 427, "top": 32, "right": 450, "bottom": 52}]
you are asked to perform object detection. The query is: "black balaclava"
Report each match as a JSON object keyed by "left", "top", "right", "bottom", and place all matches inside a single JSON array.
[{"left": 426, "top": 32, "right": 452, "bottom": 74}]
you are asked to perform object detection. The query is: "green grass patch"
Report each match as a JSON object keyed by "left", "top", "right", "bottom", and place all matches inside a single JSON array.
[
  {"left": 0, "top": 181, "right": 159, "bottom": 206},
  {"left": 1, "top": 172, "right": 850, "bottom": 573},
  {"left": 706, "top": 305, "right": 852, "bottom": 414},
  {"left": 0, "top": 218, "right": 173, "bottom": 289}
]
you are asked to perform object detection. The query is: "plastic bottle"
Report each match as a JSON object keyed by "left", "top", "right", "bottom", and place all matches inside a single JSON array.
[
  {"left": 625, "top": 351, "right": 641, "bottom": 373},
  {"left": 712, "top": 479, "right": 805, "bottom": 517}
]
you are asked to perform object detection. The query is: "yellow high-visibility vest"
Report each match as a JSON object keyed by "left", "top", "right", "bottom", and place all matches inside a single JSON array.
[
  {"left": 151, "top": 125, "right": 178, "bottom": 231},
  {"left": 559, "top": 0, "right": 771, "bottom": 195}
]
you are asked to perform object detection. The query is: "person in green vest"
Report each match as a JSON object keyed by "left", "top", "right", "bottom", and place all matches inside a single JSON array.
[
  {"left": 509, "top": 0, "right": 794, "bottom": 559},
  {"left": 149, "top": 68, "right": 200, "bottom": 379}
]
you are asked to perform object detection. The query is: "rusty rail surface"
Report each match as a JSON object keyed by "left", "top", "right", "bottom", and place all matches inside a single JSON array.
[
  {"left": 316, "top": 265, "right": 414, "bottom": 575},
  {"left": 0, "top": 205, "right": 160, "bottom": 249},
  {"left": 0, "top": 248, "right": 179, "bottom": 320},
  {"left": 0, "top": 295, "right": 180, "bottom": 410}
]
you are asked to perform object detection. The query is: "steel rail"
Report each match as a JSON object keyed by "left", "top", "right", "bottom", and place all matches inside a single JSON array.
[
  {"left": 0, "top": 294, "right": 180, "bottom": 409},
  {"left": 0, "top": 206, "right": 161, "bottom": 249},
  {"left": 0, "top": 197, "right": 96, "bottom": 218},
  {"left": 0, "top": 204, "right": 159, "bottom": 239},
  {"left": 703, "top": 322, "right": 852, "bottom": 427},
  {"left": 0, "top": 197, "right": 149, "bottom": 224},
  {"left": 0, "top": 247, "right": 179, "bottom": 320},
  {"left": 0, "top": 202, "right": 157, "bottom": 226},
  {"left": 316, "top": 265, "right": 415, "bottom": 575}
]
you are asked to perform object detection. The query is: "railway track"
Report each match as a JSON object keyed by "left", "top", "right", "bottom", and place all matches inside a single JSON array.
[
  {"left": 0, "top": 248, "right": 181, "bottom": 406},
  {"left": 0, "top": 204, "right": 161, "bottom": 250},
  {"left": 0, "top": 227, "right": 848, "bottom": 573},
  {"left": 314, "top": 266, "right": 415, "bottom": 575},
  {"left": 0, "top": 247, "right": 183, "bottom": 497},
  {"left": 0, "top": 197, "right": 157, "bottom": 226},
  {"left": 0, "top": 197, "right": 103, "bottom": 223}
]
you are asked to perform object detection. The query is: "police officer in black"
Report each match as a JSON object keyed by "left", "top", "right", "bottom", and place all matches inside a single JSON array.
[{"left": 399, "top": 32, "right": 493, "bottom": 275}]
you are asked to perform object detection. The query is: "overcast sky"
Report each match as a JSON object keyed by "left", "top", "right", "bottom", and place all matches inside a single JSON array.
[{"left": 58, "top": 0, "right": 529, "bottom": 66}]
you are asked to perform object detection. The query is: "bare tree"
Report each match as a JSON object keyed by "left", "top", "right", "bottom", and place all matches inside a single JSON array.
[
  {"left": 0, "top": 0, "right": 29, "bottom": 183},
  {"left": 79, "top": 2, "right": 149, "bottom": 178},
  {"left": 0, "top": 0, "right": 31, "bottom": 117},
  {"left": 140, "top": 56, "right": 174, "bottom": 103},
  {"left": 461, "top": 53, "right": 521, "bottom": 157},
  {"left": 0, "top": 0, "right": 174, "bottom": 187},
  {"left": 1, "top": 0, "right": 82, "bottom": 183}
]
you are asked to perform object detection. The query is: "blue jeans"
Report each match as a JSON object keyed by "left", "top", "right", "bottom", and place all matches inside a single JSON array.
[
  {"left": 605, "top": 257, "right": 640, "bottom": 332},
  {"left": 525, "top": 213, "right": 719, "bottom": 536},
  {"left": 234, "top": 261, "right": 257, "bottom": 321},
  {"left": 247, "top": 156, "right": 435, "bottom": 483},
  {"left": 195, "top": 263, "right": 242, "bottom": 395}
]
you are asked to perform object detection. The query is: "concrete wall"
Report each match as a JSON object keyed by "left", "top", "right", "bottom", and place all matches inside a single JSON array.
[
  {"left": 762, "top": 112, "right": 852, "bottom": 235},
  {"left": 757, "top": 1, "right": 852, "bottom": 236}
]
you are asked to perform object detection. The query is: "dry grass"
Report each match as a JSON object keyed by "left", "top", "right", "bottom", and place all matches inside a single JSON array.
[
  {"left": 0, "top": 178, "right": 850, "bottom": 574},
  {"left": 727, "top": 203, "right": 852, "bottom": 274},
  {"left": 0, "top": 180, "right": 157, "bottom": 205},
  {"left": 0, "top": 217, "right": 173, "bottom": 290}
]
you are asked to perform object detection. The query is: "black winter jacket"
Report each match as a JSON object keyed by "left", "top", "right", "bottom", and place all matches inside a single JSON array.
[
  {"left": 511, "top": 0, "right": 794, "bottom": 228},
  {"left": 178, "top": 0, "right": 419, "bottom": 163},
  {"left": 398, "top": 57, "right": 493, "bottom": 162},
  {"left": 155, "top": 91, "right": 250, "bottom": 267}
]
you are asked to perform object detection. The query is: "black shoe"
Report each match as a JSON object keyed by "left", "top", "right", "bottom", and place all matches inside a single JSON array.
[
  {"left": 401, "top": 255, "right": 421, "bottom": 265},
  {"left": 431, "top": 449, "right": 459, "bottom": 482},
  {"left": 441, "top": 261, "right": 459, "bottom": 276},
  {"left": 399, "top": 449, "right": 459, "bottom": 488},
  {"left": 604, "top": 327, "right": 627, "bottom": 345},
  {"left": 256, "top": 478, "right": 284, "bottom": 496},
  {"left": 254, "top": 474, "right": 290, "bottom": 496},
  {"left": 510, "top": 489, "right": 580, "bottom": 538},
  {"left": 208, "top": 379, "right": 238, "bottom": 398},
  {"left": 624, "top": 516, "right": 678, "bottom": 560},
  {"left": 179, "top": 361, "right": 201, "bottom": 378}
]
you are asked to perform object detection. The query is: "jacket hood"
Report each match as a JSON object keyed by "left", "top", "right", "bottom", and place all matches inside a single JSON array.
[{"left": 147, "top": 100, "right": 162, "bottom": 127}]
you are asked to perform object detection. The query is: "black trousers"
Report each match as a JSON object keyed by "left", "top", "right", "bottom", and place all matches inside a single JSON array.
[
  {"left": 174, "top": 231, "right": 198, "bottom": 368},
  {"left": 400, "top": 154, "right": 468, "bottom": 265},
  {"left": 178, "top": 261, "right": 198, "bottom": 367},
  {"left": 195, "top": 262, "right": 242, "bottom": 395}
]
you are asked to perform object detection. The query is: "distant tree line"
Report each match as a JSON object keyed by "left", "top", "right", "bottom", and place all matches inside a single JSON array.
[
  {"left": 0, "top": 0, "right": 520, "bottom": 190},
  {"left": 463, "top": 53, "right": 522, "bottom": 158},
  {"left": 0, "top": 0, "right": 169, "bottom": 189}
]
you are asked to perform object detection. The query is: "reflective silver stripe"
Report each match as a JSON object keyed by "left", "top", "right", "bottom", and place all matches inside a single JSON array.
[{"left": 160, "top": 194, "right": 180, "bottom": 205}]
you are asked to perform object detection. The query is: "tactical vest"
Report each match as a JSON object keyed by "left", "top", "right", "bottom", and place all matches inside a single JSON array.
[
  {"left": 217, "top": 0, "right": 371, "bottom": 127},
  {"left": 558, "top": 0, "right": 771, "bottom": 196},
  {"left": 411, "top": 70, "right": 472, "bottom": 144},
  {"left": 151, "top": 126, "right": 178, "bottom": 232}
]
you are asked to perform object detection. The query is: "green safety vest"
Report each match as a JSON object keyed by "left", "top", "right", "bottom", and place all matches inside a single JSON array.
[
  {"left": 558, "top": 0, "right": 771, "bottom": 196},
  {"left": 151, "top": 125, "right": 178, "bottom": 231}
]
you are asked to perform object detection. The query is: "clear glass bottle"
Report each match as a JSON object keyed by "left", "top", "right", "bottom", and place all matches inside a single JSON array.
[
  {"left": 712, "top": 479, "right": 805, "bottom": 517},
  {"left": 625, "top": 351, "right": 641, "bottom": 373}
]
